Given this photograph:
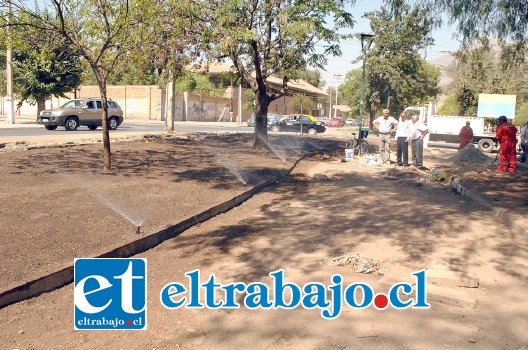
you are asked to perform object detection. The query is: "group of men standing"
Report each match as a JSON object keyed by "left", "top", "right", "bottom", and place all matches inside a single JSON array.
[
  {"left": 372, "top": 109, "right": 528, "bottom": 173},
  {"left": 373, "top": 109, "right": 428, "bottom": 169}
]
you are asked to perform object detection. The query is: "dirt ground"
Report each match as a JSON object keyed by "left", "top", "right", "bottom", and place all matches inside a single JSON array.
[{"left": 1, "top": 132, "right": 527, "bottom": 349}]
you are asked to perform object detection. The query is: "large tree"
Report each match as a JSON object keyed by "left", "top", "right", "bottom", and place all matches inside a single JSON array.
[
  {"left": 197, "top": 0, "right": 355, "bottom": 148},
  {"left": 440, "top": 38, "right": 528, "bottom": 120},
  {"left": 2, "top": 0, "right": 155, "bottom": 171},
  {"left": 8, "top": 12, "right": 82, "bottom": 114},
  {"left": 362, "top": 3, "right": 440, "bottom": 124},
  {"left": 432, "top": 0, "right": 528, "bottom": 47}
]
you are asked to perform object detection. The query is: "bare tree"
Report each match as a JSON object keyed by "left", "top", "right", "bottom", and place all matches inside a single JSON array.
[{"left": 1, "top": 0, "right": 145, "bottom": 171}]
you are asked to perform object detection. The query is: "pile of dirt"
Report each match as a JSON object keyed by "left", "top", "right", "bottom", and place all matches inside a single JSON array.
[{"left": 449, "top": 144, "right": 492, "bottom": 164}]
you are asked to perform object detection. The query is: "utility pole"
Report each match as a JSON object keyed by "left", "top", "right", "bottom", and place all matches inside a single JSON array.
[
  {"left": 334, "top": 87, "right": 338, "bottom": 118},
  {"left": 6, "top": 0, "right": 15, "bottom": 124},
  {"left": 333, "top": 74, "right": 342, "bottom": 119},
  {"left": 328, "top": 90, "right": 332, "bottom": 119}
]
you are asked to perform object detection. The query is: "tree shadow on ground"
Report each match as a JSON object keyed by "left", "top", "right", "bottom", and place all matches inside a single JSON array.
[{"left": 165, "top": 169, "right": 527, "bottom": 283}]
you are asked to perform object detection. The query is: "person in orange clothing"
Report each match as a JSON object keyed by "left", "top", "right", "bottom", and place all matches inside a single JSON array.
[
  {"left": 495, "top": 115, "right": 518, "bottom": 173},
  {"left": 458, "top": 121, "right": 474, "bottom": 150}
]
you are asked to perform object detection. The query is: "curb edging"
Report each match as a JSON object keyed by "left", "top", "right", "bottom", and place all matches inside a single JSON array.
[
  {"left": 0, "top": 155, "right": 307, "bottom": 309},
  {"left": 450, "top": 180, "right": 528, "bottom": 238}
]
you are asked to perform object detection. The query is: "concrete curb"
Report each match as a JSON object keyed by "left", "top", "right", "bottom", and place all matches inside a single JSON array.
[
  {"left": 0, "top": 155, "right": 308, "bottom": 309},
  {"left": 450, "top": 180, "right": 528, "bottom": 238}
]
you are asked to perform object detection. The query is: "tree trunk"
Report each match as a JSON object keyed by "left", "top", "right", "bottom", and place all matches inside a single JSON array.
[
  {"left": 95, "top": 71, "right": 111, "bottom": 171},
  {"left": 36, "top": 98, "right": 46, "bottom": 116},
  {"left": 253, "top": 87, "right": 270, "bottom": 149}
]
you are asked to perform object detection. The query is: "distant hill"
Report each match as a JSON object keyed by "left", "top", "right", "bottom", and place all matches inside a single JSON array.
[{"left": 428, "top": 53, "right": 455, "bottom": 89}]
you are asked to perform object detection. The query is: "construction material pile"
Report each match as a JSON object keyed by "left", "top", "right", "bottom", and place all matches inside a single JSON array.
[{"left": 449, "top": 144, "right": 491, "bottom": 164}]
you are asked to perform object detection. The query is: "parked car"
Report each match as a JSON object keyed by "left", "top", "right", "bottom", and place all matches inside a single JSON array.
[
  {"left": 247, "top": 114, "right": 281, "bottom": 127},
  {"left": 268, "top": 114, "right": 326, "bottom": 135},
  {"left": 327, "top": 117, "right": 344, "bottom": 127},
  {"left": 317, "top": 117, "right": 329, "bottom": 126},
  {"left": 37, "top": 98, "right": 124, "bottom": 131},
  {"left": 345, "top": 119, "right": 359, "bottom": 126}
]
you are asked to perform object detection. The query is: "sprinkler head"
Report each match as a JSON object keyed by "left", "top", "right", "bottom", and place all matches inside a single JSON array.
[{"left": 136, "top": 225, "right": 141, "bottom": 235}]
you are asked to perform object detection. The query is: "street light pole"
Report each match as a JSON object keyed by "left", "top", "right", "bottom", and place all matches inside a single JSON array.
[
  {"left": 6, "top": 0, "right": 15, "bottom": 124},
  {"left": 358, "top": 33, "right": 374, "bottom": 139}
]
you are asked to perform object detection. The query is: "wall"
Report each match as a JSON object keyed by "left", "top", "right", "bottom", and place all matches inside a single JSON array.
[
  {"left": 77, "top": 85, "right": 160, "bottom": 120},
  {"left": 1, "top": 85, "right": 161, "bottom": 120},
  {"left": 2, "top": 84, "right": 328, "bottom": 122}
]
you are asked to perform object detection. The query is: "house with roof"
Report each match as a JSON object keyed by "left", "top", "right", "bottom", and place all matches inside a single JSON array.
[{"left": 185, "top": 62, "right": 330, "bottom": 122}]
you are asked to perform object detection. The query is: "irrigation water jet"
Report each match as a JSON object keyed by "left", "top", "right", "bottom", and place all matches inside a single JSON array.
[
  {"left": 63, "top": 174, "right": 147, "bottom": 227},
  {"left": 210, "top": 151, "right": 248, "bottom": 185},
  {"left": 261, "top": 138, "right": 287, "bottom": 163}
]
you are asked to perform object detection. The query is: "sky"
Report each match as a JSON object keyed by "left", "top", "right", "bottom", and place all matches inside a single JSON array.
[{"left": 319, "top": 0, "right": 461, "bottom": 88}]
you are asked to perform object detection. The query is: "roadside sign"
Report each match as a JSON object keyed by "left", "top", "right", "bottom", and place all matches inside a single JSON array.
[{"left": 477, "top": 94, "right": 516, "bottom": 120}]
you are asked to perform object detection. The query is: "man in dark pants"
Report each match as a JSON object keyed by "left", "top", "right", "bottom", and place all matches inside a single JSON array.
[
  {"left": 395, "top": 112, "right": 411, "bottom": 166},
  {"left": 520, "top": 121, "right": 528, "bottom": 163},
  {"left": 408, "top": 114, "right": 429, "bottom": 169}
]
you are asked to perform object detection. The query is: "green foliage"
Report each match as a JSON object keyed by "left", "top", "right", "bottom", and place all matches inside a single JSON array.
[
  {"left": 196, "top": 0, "right": 355, "bottom": 145},
  {"left": 290, "top": 69, "right": 324, "bottom": 88},
  {"left": 516, "top": 102, "right": 528, "bottom": 125},
  {"left": 0, "top": 12, "right": 82, "bottom": 106},
  {"left": 13, "top": 45, "right": 82, "bottom": 107},
  {"left": 443, "top": 39, "right": 528, "bottom": 116},
  {"left": 360, "top": 3, "right": 440, "bottom": 116},
  {"left": 430, "top": 0, "right": 528, "bottom": 50},
  {"left": 104, "top": 0, "right": 198, "bottom": 86},
  {"left": 289, "top": 94, "right": 314, "bottom": 114},
  {"left": 340, "top": 69, "right": 362, "bottom": 116},
  {"left": 437, "top": 95, "right": 460, "bottom": 115},
  {"left": 244, "top": 89, "right": 256, "bottom": 110}
]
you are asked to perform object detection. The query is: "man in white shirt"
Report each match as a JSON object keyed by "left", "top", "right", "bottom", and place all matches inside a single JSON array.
[
  {"left": 521, "top": 121, "right": 528, "bottom": 163},
  {"left": 374, "top": 109, "right": 398, "bottom": 163},
  {"left": 407, "top": 114, "right": 429, "bottom": 169},
  {"left": 395, "top": 112, "right": 411, "bottom": 166}
]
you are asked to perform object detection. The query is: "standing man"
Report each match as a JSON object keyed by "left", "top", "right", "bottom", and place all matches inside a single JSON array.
[
  {"left": 458, "top": 121, "right": 474, "bottom": 150},
  {"left": 520, "top": 121, "right": 528, "bottom": 163},
  {"left": 395, "top": 111, "right": 411, "bottom": 166},
  {"left": 495, "top": 115, "right": 518, "bottom": 172},
  {"left": 408, "top": 114, "right": 429, "bottom": 169},
  {"left": 374, "top": 109, "right": 398, "bottom": 163}
]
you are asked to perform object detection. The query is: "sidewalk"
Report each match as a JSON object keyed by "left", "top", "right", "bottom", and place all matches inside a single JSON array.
[{"left": 0, "top": 116, "right": 41, "bottom": 128}]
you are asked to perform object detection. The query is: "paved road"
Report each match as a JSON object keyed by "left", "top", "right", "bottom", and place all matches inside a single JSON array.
[
  {"left": 0, "top": 121, "right": 252, "bottom": 137},
  {"left": 0, "top": 119, "right": 258, "bottom": 144}
]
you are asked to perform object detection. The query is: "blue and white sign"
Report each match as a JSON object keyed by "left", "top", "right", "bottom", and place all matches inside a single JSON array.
[
  {"left": 74, "top": 258, "right": 147, "bottom": 330},
  {"left": 477, "top": 94, "right": 517, "bottom": 120}
]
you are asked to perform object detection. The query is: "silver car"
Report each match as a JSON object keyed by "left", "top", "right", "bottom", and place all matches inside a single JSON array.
[{"left": 37, "top": 98, "right": 124, "bottom": 131}]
